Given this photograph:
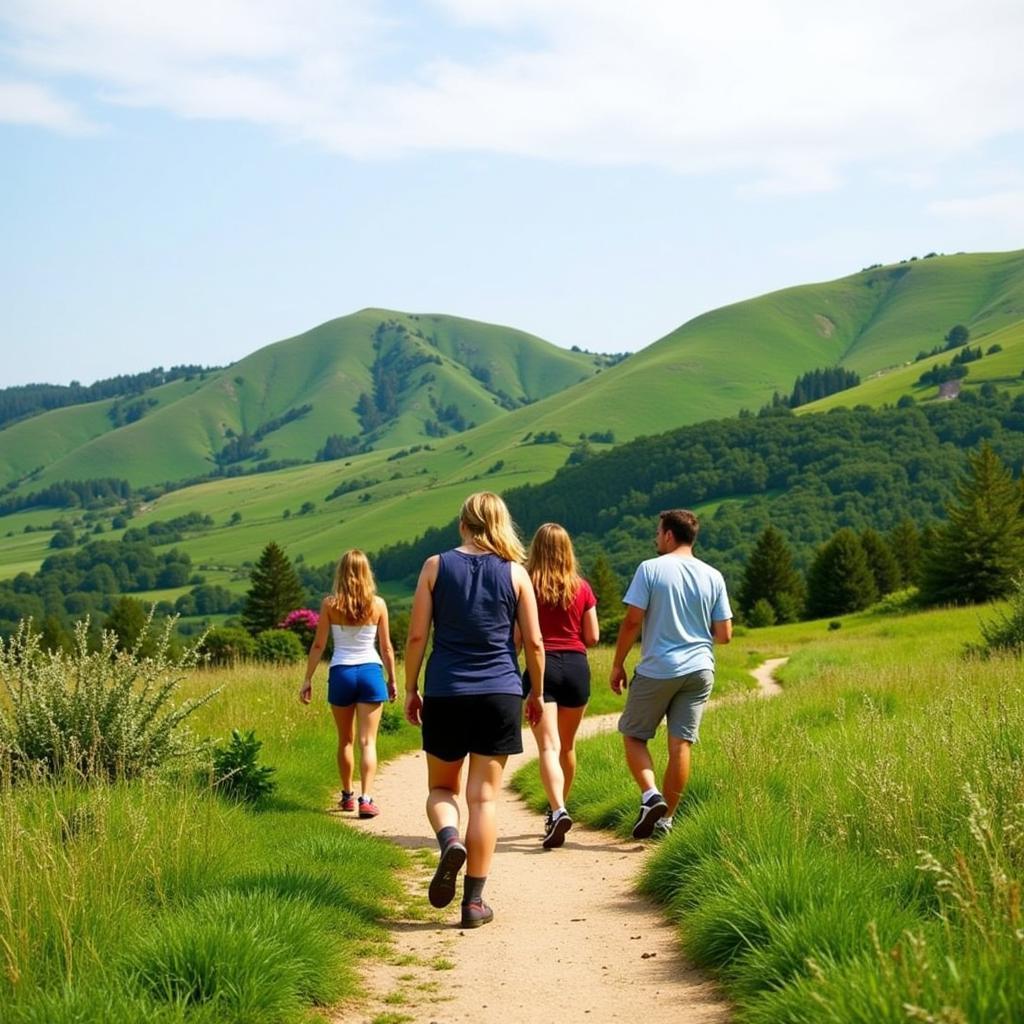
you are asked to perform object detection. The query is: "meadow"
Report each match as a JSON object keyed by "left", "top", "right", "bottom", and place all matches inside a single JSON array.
[{"left": 515, "top": 604, "right": 1024, "bottom": 1022}]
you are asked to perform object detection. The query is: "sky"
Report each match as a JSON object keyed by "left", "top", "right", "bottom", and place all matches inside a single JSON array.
[{"left": 2, "top": 0, "right": 1023, "bottom": 388}]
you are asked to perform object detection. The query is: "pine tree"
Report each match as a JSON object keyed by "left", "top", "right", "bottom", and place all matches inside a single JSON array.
[
  {"left": 242, "top": 542, "right": 306, "bottom": 636},
  {"left": 859, "top": 528, "right": 903, "bottom": 597},
  {"left": 738, "top": 526, "right": 805, "bottom": 623},
  {"left": 588, "top": 554, "right": 622, "bottom": 633},
  {"left": 886, "top": 518, "right": 923, "bottom": 587},
  {"left": 805, "top": 529, "right": 878, "bottom": 618},
  {"left": 920, "top": 444, "right": 1024, "bottom": 605}
]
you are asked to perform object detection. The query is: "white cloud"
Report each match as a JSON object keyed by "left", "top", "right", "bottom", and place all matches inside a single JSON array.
[
  {"left": 1, "top": 0, "right": 1023, "bottom": 190},
  {"left": 929, "top": 190, "right": 1024, "bottom": 230},
  {"left": 0, "top": 78, "right": 96, "bottom": 133}
]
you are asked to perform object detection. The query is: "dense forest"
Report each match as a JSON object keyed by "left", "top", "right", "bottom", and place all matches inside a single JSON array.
[{"left": 369, "top": 391, "right": 1024, "bottom": 592}]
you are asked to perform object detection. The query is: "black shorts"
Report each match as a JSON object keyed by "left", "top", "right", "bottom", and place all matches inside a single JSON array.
[
  {"left": 421, "top": 693, "right": 524, "bottom": 762},
  {"left": 522, "top": 650, "right": 591, "bottom": 708}
]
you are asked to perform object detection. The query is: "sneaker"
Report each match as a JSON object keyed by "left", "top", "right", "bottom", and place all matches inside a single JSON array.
[
  {"left": 428, "top": 840, "right": 467, "bottom": 908},
  {"left": 339, "top": 791, "right": 356, "bottom": 812},
  {"left": 631, "top": 793, "right": 668, "bottom": 839},
  {"left": 542, "top": 809, "right": 573, "bottom": 849},
  {"left": 653, "top": 817, "right": 674, "bottom": 838},
  {"left": 358, "top": 797, "right": 380, "bottom": 818},
  {"left": 460, "top": 898, "right": 494, "bottom": 928}
]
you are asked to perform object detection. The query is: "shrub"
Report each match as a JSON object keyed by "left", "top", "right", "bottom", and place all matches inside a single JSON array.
[
  {"left": 968, "top": 575, "right": 1024, "bottom": 657},
  {"left": 201, "top": 627, "right": 256, "bottom": 666},
  {"left": 379, "top": 702, "right": 404, "bottom": 735},
  {"left": 277, "top": 609, "right": 318, "bottom": 650},
  {"left": 253, "top": 630, "right": 305, "bottom": 665},
  {"left": 0, "top": 619, "right": 215, "bottom": 783},
  {"left": 747, "top": 599, "right": 777, "bottom": 628},
  {"left": 212, "top": 730, "right": 277, "bottom": 803}
]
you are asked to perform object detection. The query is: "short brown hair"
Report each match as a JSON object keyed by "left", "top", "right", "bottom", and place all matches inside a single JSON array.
[{"left": 659, "top": 509, "right": 699, "bottom": 545}]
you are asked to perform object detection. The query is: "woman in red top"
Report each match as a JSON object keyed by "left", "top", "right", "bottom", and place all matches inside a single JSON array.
[{"left": 521, "top": 523, "right": 599, "bottom": 848}]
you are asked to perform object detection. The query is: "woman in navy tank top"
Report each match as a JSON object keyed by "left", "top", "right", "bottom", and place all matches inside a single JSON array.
[
  {"left": 300, "top": 550, "right": 397, "bottom": 818},
  {"left": 404, "top": 492, "right": 545, "bottom": 929}
]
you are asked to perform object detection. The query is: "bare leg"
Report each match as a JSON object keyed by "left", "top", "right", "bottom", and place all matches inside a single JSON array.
[
  {"left": 329, "top": 704, "right": 356, "bottom": 792},
  {"left": 557, "top": 704, "right": 587, "bottom": 802},
  {"left": 426, "top": 754, "right": 464, "bottom": 834},
  {"left": 355, "top": 702, "right": 383, "bottom": 796},
  {"left": 464, "top": 753, "right": 507, "bottom": 878},
  {"left": 623, "top": 734, "right": 657, "bottom": 794},
  {"left": 530, "top": 702, "right": 565, "bottom": 811},
  {"left": 662, "top": 735, "right": 692, "bottom": 817}
]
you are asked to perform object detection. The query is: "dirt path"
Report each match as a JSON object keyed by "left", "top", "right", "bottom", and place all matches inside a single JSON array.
[{"left": 336, "top": 660, "right": 786, "bottom": 1024}]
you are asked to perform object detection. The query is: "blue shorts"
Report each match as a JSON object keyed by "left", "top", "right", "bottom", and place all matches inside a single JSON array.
[{"left": 327, "top": 663, "right": 387, "bottom": 706}]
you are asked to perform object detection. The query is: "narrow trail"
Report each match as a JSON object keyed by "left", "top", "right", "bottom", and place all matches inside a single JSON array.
[{"left": 334, "top": 659, "right": 787, "bottom": 1024}]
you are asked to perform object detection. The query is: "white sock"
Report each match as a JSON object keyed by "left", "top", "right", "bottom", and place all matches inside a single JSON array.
[
  {"left": 641, "top": 787, "right": 661, "bottom": 803},
  {"left": 360, "top": 794, "right": 372, "bottom": 803},
  {"left": 552, "top": 806, "right": 567, "bottom": 819}
]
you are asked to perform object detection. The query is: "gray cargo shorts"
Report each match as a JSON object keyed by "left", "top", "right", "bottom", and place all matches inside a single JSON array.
[{"left": 617, "top": 669, "right": 715, "bottom": 743}]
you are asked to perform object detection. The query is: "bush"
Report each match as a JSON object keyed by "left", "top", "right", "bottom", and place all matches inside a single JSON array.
[
  {"left": 968, "top": 575, "right": 1024, "bottom": 657},
  {"left": 379, "top": 701, "right": 404, "bottom": 735},
  {"left": 0, "top": 619, "right": 215, "bottom": 782},
  {"left": 276, "top": 608, "right": 318, "bottom": 650},
  {"left": 747, "top": 598, "right": 777, "bottom": 628},
  {"left": 201, "top": 627, "right": 256, "bottom": 667},
  {"left": 253, "top": 630, "right": 305, "bottom": 665},
  {"left": 211, "top": 730, "right": 277, "bottom": 803}
]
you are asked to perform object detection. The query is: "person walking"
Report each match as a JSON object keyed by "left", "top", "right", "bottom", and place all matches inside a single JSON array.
[
  {"left": 609, "top": 510, "right": 732, "bottom": 839},
  {"left": 521, "top": 523, "right": 599, "bottom": 849},
  {"left": 405, "top": 492, "right": 544, "bottom": 929},
  {"left": 300, "top": 550, "right": 397, "bottom": 818}
]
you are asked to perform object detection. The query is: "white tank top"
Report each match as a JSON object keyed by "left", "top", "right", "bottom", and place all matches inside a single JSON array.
[{"left": 329, "top": 623, "right": 383, "bottom": 667}]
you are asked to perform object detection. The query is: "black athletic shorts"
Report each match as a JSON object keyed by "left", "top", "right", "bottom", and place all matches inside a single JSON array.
[
  {"left": 421, "top": 693, "right": 524, "bottom": 762},
  {"left": 522, "top": 650, "right": 591, "bottom": 708}
]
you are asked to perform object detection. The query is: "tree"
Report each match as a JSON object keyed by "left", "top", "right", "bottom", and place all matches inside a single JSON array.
[
  {"left": 241, "top": 542, "right": 305, "bottom": 636},
  {"left": 859, "top": 528, "right": 902, "bottom": 598},
  {"left": 738, "top": 526, "right": 805, "bottom": 623},
  {"left": 886, "top": 519, "right": 923, "bottom": 587},
  {"left": 805, "top": 529, "right": 878, "bottom": 618},
  {"left": 103, "top": 597, "right": 150, "bottom": 652},
  {"left": 920, "top": 444, "right": 1024, "bottom": 605},
  {"left": 946, "top": 324, "right": 970, "bottom": 348},
  {"left": 588, "top": 554, "right": 622, "bottom": 634}
]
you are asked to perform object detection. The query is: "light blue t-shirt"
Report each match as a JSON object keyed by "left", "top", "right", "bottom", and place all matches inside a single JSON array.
[{"left": 623, "top": 554, "right": 732, "bottom": 679}]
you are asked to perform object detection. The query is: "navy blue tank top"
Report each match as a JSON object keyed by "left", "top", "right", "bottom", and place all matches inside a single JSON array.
[{"left": 424, "top": 550, "right": 522, "bottom": 697}]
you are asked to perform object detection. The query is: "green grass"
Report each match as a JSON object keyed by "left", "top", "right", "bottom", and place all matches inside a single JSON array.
[
  {"left": 514, "top": 602, "right": 1024, "bottom": 1022},
  {"left": 0, "top": 661, "right": 424, "bottom": 1024}
]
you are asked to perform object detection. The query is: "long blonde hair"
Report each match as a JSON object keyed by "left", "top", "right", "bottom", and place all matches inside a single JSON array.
[
  {"left": 526, "top": 523, "right": 581, "bottom": 608},
  {"left": 459, "top": 491, "right": 525, "bottom": 563},
  {"left": 329, "top": 549, "right": 377, "bottom": 623}
]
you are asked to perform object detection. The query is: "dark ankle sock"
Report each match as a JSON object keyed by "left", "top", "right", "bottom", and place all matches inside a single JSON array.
[
  {"left": 462, "top": 875, "right": 486, "bottom": 905},
  {"left": 436, "top": 826, "right": 459, "bottom": 852}
]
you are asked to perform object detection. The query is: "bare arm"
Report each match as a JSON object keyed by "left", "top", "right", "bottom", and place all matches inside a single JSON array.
[
  {"left": 299, "top": 600, "right": 331, "bottom": 703},
  {"left": 712, "top": 618, "right": 733, "bottom": 644},
  {"left": 375, "top": 598, "right": 398, "bottom": 701},
  {"left": 513, "top": 563, "right": 545, "bottom": 727},
  {"left": 609, "top": 605, "right": 644, "bottom": 694},
  {"left": 403, "top": 556, "right": 438, "bottom": 725},
  {"left": 581, "top": 605, "right": 600, "bottom": 648}
]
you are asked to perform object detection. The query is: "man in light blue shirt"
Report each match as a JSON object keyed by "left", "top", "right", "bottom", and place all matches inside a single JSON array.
[{"left": 610, "top": 509, "right": 732, "bottom": 839}]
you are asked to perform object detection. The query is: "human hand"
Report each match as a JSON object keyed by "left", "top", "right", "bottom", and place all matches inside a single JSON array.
[
  {"left": 387, "top": 680, "right": 397, "bottom": 703},
  {"left": 525, "top": 692, "right": 543, "bottom": 728},
  {"left": 405, "top": 690, "right": 423, "bottom": 726},
  {"left": 299, "top": 681, "right": 312, "bottom": 704},
  {"left": 609, "top": 665, "right": 628, "bottom": 695}
]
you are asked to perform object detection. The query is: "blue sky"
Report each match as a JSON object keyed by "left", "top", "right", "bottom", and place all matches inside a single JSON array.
[{"left": 2, "top": 1, "right": 1023, "bottom": 387}]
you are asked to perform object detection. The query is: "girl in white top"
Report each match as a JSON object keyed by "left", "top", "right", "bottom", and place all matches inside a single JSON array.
[{"left": 300, "top": 550, "right": 397, "bottom": 818}]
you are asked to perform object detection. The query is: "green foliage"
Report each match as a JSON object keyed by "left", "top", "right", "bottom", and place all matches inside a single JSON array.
[
  {"left": 858, "top": 528, "right": 902, "bottom": 597},
  {"left": 886, "top": 518, "right": 923, "bottom": 587},
  {"left": 200, "top": 627, "right": 256, "bottom": 666},
  {"left": 0, "top": 619, "right": 215, "bottom": 782},
  {"left": 588, "top": 554, "right": 623, "bottom": 634},
  {"left": 211, "top": 730, "right": 277, "bottom": 803},
  {"left": 806, "top": 529, "right": 878, "bottom": 617},
  {"left": 103, "top": 596, "right": 151, "bottom": 654},
  {"left": 738, "top": 526, "right": 804, "bottom": 623},
  {"left": 747, "top": 598, "right": 777, "bottom": 628},
  {"left": 253, "top": 629, "right": 305, "bottom": 665},
  {"left": 921, "top": 443, "right": 1024, "bottom": 605},
  {"left": 970, "top": 574, "right": 1024, "bottom": 657},
  {"left": 241, "top": 542, "right": 304, "bottom": 636}
]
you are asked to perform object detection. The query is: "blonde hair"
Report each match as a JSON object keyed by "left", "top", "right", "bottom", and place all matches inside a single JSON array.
[
  {"left": 329, "top": 549, "right": 377, "bottom": 623},
  {"left": 526, "top": 523, "right": 581, "bottom": 608},
  {"left": 459, "top": 492, "right": 525, "bottom": 563}
]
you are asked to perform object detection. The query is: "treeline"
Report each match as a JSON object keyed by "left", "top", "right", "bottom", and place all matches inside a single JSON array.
[
  {"left": 370, "top": 391, "right": 1024, "bottom": 594},
  {"left": 0, "top": 478, "right": 132, "bottom": 517},
  {"left": 770, "top": 366, "right": 861, "bottom": 409},
  {"left": 215, "top": 405, "right": 313, "bottom": 465},
  {"left": 0, "top": 364, "right": 217, "bottom": 430}
]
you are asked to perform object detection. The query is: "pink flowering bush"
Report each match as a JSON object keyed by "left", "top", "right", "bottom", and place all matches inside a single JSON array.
[{"left": 277, "top": 608, "right": 319, "bottom": 650}]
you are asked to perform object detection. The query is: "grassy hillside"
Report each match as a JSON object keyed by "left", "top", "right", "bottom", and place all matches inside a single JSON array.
[{"left": 0, "top": 311, "right": 599, "bottom": 490}]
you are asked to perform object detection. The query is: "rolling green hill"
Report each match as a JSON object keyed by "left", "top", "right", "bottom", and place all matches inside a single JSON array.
[{"left": 3, "top": 249, "right": 1023, "bottom": 589}]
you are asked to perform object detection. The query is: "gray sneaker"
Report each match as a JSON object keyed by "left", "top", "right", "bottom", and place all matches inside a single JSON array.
[{"left": 632, "top": 793, "right": 668, "bottom": 839}]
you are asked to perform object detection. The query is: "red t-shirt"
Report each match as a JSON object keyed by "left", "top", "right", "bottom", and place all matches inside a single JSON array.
[{"left": 536, "top": 579, "right": 597, "bottom": 653}]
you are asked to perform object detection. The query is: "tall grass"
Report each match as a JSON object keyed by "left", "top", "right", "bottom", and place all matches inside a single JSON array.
[
  {"left": 515, "top": 607, "right": 1024, "bottom": 1022},
  {"left": 0, "top": 662, "right": 423, "bottom": 1023}
]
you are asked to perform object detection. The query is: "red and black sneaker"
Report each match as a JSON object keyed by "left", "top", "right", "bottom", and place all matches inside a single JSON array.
[
  {"left": 358, "top": 797, "right": 380, "bottom": 818},
  {"left": 460, "top": 898, "right": 494, "bottom": 929},
  {"left": 339, "top": 791, "right": 356, "bottom": 812}
]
